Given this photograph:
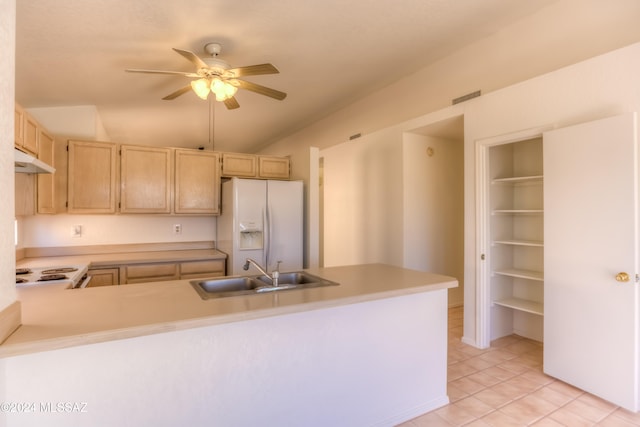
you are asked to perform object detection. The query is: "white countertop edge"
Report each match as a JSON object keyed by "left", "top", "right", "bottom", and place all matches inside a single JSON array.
[{"left": 0, "top": 278, "right": 456, "bottom": 359}]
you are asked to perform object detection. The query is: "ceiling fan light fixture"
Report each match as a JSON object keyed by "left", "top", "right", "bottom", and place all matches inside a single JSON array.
[
  {"left": 211, "top": 78, "right": 238, "bottom": 101},
  {"left": 191, "top": 78, "right": 210, "bottom": 100}
]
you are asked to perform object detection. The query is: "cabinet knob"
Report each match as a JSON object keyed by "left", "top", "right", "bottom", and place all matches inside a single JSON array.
[{"left": 615, "top": 272, "right": 630, "bottom": 282}]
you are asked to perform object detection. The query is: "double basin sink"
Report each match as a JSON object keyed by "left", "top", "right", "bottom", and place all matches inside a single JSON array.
[{"left": 191, "top": 271, "right": 339, "bottom": 300}]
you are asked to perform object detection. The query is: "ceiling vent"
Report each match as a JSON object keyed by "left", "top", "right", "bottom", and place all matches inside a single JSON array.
[{"left": 452, "top": 90, "right": 481, "bottom": 105}]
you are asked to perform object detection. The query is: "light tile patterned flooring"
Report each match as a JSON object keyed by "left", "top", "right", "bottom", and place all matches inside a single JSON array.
[{"left": 399, "top": 306, "right": 640, "bottom": 426}]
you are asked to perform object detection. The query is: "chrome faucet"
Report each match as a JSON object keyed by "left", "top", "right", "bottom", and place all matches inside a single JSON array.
[{"left": 243, "top": 258, "right": 281, "bottom": 287}]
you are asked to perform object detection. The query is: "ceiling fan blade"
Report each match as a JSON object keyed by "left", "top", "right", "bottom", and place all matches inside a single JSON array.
[
  {"left": 162, "top": 85, "right": 193, "bottom": 100},
  {"left": 125, "top": 68, "right": 198, "bottom": 77},
  {"left": 226, "top": 63, "right": 279, "bottom": 77},
  {"left": 224, "top": 97, "right": 240, "bottom": 110},
  {"left": 172, "top": 48, "right": 208, "bottom": 69},
  {"left": 231, "top": 79, "right": 287, "bottom": 100}
]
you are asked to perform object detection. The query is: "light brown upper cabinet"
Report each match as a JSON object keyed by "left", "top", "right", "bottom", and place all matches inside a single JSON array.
[
  {"left": 221, "top": 152, "right": 257, "bottom": 178},
  {"left": 120, "top": 145, "right": 172, "bottom": 214},
  {"left": 36, "top": 128, "right": 56, "bottom": 214},
  {"left": 174, "top": 149, "right": 221, "bottom": 214},
  {"left": 221, "top": 152, "right": 290, "bottom": 180},
  {"left": 258, "top": 155, "right": 290, "bottom": 179},
  {"left": 67, "top": 140, "right": 118, "bottom": 214},
  {"left": 14, "top": 104, "right": 39, "bottom": 156},
  {"left": 14, "top": 104, "right": 26, "bottom": 151},
  {"left": 23, "top": 114, "right": 40, "bottom": 156},
  {"left": 63, "top": 141, "right": 290, "bottom": 215}
]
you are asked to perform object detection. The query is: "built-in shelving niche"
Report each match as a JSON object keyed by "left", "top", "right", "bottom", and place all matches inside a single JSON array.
[{"left": 488, "top": 137, "right": 544, "bottom": 342}]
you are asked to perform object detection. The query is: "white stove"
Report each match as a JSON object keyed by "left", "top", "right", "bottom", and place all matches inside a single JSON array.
[{"left": 16, "top": 264, "right": 90, "bottom": 288}]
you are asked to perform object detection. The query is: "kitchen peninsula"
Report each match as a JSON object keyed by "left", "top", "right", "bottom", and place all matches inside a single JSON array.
[{"left": 1, "top": 264, "right": 456, "bottom": 427}]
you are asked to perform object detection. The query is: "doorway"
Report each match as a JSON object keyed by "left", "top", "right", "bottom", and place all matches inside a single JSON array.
[{"left": 404, "top": 115, "right": 465, "bottom": 306}]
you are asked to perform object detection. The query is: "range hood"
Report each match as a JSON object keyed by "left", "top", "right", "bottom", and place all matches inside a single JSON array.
[{"left": 14, "top": 149, "right": 55, "bottom": 174}]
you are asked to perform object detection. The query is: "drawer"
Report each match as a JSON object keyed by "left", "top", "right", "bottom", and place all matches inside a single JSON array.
[
  {"left": 180, "top": 259, "right": 225, "bottom": 279},
  {"left": 123, "top": 263, "right": 179, "bottom": 284}
]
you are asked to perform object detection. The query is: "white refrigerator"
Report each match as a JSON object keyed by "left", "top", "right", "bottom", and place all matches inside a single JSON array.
[{"left": 217, "top": 177, "right": 303, "bottom": 275}]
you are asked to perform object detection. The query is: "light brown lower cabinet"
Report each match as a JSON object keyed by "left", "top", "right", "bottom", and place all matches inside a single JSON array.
[
  {"left": 119, "top": 259, "right": 226, "bottom": 285},
  {"left": 179, "top": 259, "right": 225, "bottom": 280},
  {"left": 121, "top": 263, "right": 179, "bottom": 284},
  {"left": 87, "top": 268, "right": 120, "bottom": 287}
]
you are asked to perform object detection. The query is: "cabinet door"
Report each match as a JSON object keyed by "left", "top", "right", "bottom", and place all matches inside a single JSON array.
[
  {"left": 544, "top": 113, "right": 639, "bottom": 411},
  {"left": 175, "top": 149, "right": 220, "bottom": 214},
  {"left": 36, "top": 129, "right": 56, "bottom": 214},
  {"left": 221, "top": 152, "right": 257, "bottom": 177},
  {"left": 68, "top": 140, "right": 118, "bottom": 213},
  {"left": 258, "top": 156, "right": 290, "bottom": 179},
  {"left": 14, "top": 104, "right": 25, "bottom": 148},
  {"left": 120, "top": 145, "right": 172, "bottom": 213},
  {"left": 87, "top": 268, "right": 120, "bottom": 287},
  {"left": 14, "top": 173, "right": 35, "bottom": 216},
  {"left": 23, "top": 114, "right": 39, "bottom": 155}
]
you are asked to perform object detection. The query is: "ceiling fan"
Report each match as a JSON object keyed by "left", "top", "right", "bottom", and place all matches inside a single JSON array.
[{"left": 125, "top": 43, "right": 286, "bottom": 110}]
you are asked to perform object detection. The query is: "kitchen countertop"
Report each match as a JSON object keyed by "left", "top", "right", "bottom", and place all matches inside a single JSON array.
[
  {"left": 0, "top": 264, "right": 457, "bottom": 358},
  {"left": 16, "top": 248, "right": 227, "bottom": 269}
]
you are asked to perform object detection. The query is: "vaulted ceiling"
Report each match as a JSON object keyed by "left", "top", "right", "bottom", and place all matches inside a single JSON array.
[{"left": 14, "top": 0, "right": 630, "bottom": 153}]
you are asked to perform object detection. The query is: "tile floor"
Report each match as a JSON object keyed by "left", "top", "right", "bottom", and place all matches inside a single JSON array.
[{"left": 399, "top": 306, "right": 640, "bottom": 426}]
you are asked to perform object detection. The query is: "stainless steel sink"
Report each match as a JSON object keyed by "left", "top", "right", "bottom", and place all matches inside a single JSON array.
[
  {"left": 191, "top": 272, "right": 339, "bottom": 300},
  {"left": 256, "top": 272, "right": 333, "bottom": 286},
  {"left": 190, "top": 276, "right": 264, "bottom": 299}
]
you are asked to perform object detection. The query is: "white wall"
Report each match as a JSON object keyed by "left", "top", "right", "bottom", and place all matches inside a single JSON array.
[
  {"left": 0, "top": 0, "right": 16, "bottom": 309},
  {"left": 318, "top": 42, "right": 640, "bottom": 345},
  {"left": 320, "top": 123, "right": 465, "bottom": 306},
  {"left": 3, "top": 290, "right": 448, "bottom": 427},
  {"left": 19, "top": 214, "right": 216, "bottom": 247},
  {"left": 1, "top": 1, "right": 16, "bottom": 424},
  {"left": 458, "top": 40, "right": 640, "bottom": 346},
  {"left": 402, "top": 132, "right": 464, "bottom": 306},
  {"left": 320, "top": 127, "right": 404, "bottom": 267},
  {"left": 27, "top": 106, "right": 110, "bottom": 142}
]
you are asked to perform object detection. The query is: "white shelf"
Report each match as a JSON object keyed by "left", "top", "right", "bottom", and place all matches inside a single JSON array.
[
  {"left": 494, "top": 239, "right": 543, "bottom": 247},
  {"left": 494, "top": 268, "right": 544, "bottom": 281},
  {"left": 494, "top": 298, "right": 544, "bottom": 316},
  {"left": 492, "top": 175, "right": 543, "bottom": 184}
]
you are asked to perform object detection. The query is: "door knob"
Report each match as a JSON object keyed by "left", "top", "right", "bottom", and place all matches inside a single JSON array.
[{"left": 615, "top": 272, "right": 630, "bottom": 282}]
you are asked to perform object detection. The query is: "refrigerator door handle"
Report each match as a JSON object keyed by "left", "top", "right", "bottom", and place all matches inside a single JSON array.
[{"left": 264, "top": 207, "right": 270, "bottom": 268}]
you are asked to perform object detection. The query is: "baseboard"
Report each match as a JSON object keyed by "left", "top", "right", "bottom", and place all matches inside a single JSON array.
[
  {"left": 372, "top": 395, "right": 450, "bottom": 427},
  {"left": 0, "top": 301, "right": 21, "bottom": 345},
  {"left": 461, "top": 335, "right": 479, "bottom": 348}
]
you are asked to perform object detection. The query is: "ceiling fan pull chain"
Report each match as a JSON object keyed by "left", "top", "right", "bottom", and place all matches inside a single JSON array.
[{"left": 209, "top": 96, "right": 215, "bottom": 151}]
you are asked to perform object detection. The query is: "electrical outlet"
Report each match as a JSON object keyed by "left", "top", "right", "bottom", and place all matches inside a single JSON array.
[
  {"left": 72, "top": 225, "right": 82, "bottom": 238},
  {"left": 173, "top": 224, "right": 182, "bottom": 234}
]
